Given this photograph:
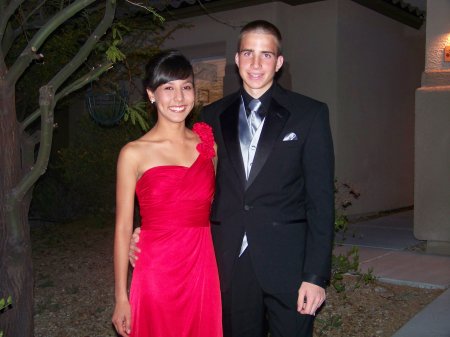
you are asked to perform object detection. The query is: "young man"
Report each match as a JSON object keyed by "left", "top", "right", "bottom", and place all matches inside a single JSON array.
[{"left": 132, "top": 20, "right": 335, "bottom": 337}]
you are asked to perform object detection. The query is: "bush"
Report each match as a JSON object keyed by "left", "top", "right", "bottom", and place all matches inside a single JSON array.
[
  {"left": 331, "top": 180, "right": 373, "bottom": 292},
  {"left": 31, "top": 114, "right": 145, "bottom": 221}
]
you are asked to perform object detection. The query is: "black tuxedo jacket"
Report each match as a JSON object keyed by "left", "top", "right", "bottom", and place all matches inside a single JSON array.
[{"left": 202, "top": 84, "right": 335, "bottom": 293}]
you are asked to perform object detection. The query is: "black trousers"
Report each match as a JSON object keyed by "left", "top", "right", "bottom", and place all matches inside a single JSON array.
[{"left": 221, "top": 250, "right": 314, "bottom": 337}]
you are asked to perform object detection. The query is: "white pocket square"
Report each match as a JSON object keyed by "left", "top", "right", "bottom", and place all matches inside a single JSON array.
[{"left": 283, "top": 132, "right": 298, "bottom": 141}]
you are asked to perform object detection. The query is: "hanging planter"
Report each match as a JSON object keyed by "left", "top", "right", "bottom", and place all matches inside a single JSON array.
[{"left": 85, "top": 84, "right": 128, "bottom": 126}]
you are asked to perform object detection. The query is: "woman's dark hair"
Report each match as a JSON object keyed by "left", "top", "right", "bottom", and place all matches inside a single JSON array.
[{"left": 144, "top": 50, "right": 194, "bottom": 91}]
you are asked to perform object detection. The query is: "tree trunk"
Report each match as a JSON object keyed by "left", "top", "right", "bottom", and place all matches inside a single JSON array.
[{"left": 0, "top": 81, "right": 34, "bottom": 336}]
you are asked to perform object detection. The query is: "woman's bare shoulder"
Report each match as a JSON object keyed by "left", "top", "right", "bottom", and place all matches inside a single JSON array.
[
  {"left": 122, "top": 133, "right": 157, "bottom": 153},
  {"left": 118, "top": 136, "right": 152, "bottom": 165},
  {"left": 118, "top": 132, "right": 166, "bottom": 177}
]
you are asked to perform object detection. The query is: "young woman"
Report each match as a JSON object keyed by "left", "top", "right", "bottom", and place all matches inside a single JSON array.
[{"left": 112, "top": 50, "right": 222, "bottom": 337}]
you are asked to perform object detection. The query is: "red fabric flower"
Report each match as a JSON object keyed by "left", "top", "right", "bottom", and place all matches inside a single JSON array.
[{"left": 193, "top": 122, "right": 216, "bottom": 159}]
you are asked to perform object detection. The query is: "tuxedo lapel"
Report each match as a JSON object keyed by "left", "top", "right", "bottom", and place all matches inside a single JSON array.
[
  {"left": 220, "top": 97, "right": 247, "bottom": 186},
  {"left": 246, "top": 99, "right": 290, "bottom": 189}
]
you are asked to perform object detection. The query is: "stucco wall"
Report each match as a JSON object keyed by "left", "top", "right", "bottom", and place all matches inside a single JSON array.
[
  {"left": 415, "top": 86, "right": 450, "bottom": 241},
  {"left": 425, "top": 0, "right": 450, "bottom": 71},
  {"left": 414, "top": 0, "right": 450, "bottom": 254},
  {"left": 335, "top": 0, "right": 424, "bottom": 214}
]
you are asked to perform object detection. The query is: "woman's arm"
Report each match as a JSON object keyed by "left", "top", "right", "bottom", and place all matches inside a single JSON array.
[{"left": 112, "top": 145, "right": 138, "bottom": 337}]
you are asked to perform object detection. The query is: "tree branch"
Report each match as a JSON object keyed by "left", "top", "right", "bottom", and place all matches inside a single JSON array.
[
  {"left": 49, "top": 0, "right": 116, "bottom": 90},
  {"left": 0, "top": 48, "right": 6, "bottom": 77},
  {"left": 1, "top": 21, "right": 15, "bottom": 61},
  {"left": 0, "top": 0, "right": 26, "bottom": 75},
  {"left": 21, "top": 130, "right": 41, "bottom": 170},
  {"left": 0, "top": 0, "right": 26, "bottom": 46},
  {"left": 6, "top": 0, "right": 98, "bottom": 85},
  {"left": 21, "top": 0, "right": 49, "bottom": 27},
  {"left": 21, "top": 62, "right": 113, "bottom": 130},
  {"left": 57, "top": 62, "right": 114, "bottom": 99}
]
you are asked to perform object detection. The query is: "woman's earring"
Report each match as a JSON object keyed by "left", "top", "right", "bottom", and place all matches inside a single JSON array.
[{"left": 150, "top": 98, "right": 155, "bottom": 104}]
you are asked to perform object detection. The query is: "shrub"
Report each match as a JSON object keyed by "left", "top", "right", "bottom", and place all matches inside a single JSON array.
[{"left": 31, "top": 114, "right": 146, "bottom": 221}]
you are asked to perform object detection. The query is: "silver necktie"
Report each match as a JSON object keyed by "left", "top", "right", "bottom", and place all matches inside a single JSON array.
[
  {"left": 248, "top": 99, "right": 262, "bottom": 136},
  {"left": 239, "top": 99, "right": 262, "bottom": 258}
]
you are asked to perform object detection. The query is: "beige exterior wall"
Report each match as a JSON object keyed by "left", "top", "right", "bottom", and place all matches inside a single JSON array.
[
  {"left": 414, "top": 0, "right": 450, "bottom": 255},
  {"left": 335, "top": 0, "right": 423, "bottom": 214}
]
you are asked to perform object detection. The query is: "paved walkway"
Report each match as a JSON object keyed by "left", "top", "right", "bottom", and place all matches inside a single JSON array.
[{"left": 334, "top": 210, "right": 450, "bottom": 337}]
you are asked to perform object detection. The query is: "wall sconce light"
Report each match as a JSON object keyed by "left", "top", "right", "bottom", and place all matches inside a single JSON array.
[{"left": 445, "top": 46, "right": 450, "bottom": 62}]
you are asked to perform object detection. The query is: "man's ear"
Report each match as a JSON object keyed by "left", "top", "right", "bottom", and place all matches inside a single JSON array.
[
  {"left": 235, "top": 52, "right": 240, "bottom": 68},
  {"left": 275, "top": 55, "right": 284, "bottom": 72}
]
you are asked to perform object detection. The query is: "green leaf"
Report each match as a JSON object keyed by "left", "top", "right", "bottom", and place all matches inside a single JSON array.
[
  {"left": 135, "top": 112, "right": 150, "bottom": 131},
  {"left": 0, "top": 295, "right": 12, "bottom": 310},
  {"left": 105, "top": 45, "right": 126, "bottom": 63},
  {"left": 124, "top": 102, "right": 151, "bottom": 132}
]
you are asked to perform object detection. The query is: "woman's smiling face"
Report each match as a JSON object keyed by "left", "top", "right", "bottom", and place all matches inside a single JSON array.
[{"left": 147, "top": 77, "right": 195, "bottom": 124}]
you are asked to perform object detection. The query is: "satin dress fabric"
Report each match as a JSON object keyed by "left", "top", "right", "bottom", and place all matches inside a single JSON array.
[{"left": 129, "top": 123, "right": 222, "bottom": 337}]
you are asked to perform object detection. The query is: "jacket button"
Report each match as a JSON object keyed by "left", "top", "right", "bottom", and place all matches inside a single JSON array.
[{"left": 244, "top": 205, "right": 250, "bottom": 211}]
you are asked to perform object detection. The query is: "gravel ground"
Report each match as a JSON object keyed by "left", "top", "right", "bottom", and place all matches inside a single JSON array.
[{"left": 32, "top": 218, "right": 443, "bottom": 337}]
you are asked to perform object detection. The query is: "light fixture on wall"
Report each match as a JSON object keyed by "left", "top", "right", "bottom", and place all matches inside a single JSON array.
[{"left": 445, "top": 45, "right": 450, "bottom": 62}]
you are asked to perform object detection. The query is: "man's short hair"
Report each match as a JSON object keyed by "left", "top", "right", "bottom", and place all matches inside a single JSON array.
[{"left": 237, "top": 20, "right": 283, "bottom": 55}]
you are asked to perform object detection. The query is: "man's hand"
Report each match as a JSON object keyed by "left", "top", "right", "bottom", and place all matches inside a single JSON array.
[
  {"left": 297, "top": 281, "right": 326, "bottom": 316},
  {"left": 129, "top": 227, "right": 141, "bottom": 267}
]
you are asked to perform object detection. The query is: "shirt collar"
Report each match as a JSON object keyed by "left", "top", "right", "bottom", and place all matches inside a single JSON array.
[{"left": 241, "top": 83, "right": 274, "bottom": 117}]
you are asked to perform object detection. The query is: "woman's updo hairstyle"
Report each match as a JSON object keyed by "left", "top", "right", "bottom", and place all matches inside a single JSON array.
[{"left": 144, "top": 50, "right": 194, "bottom": 92}]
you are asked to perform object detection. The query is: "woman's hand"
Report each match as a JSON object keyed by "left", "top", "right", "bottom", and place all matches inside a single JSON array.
[{"left": 112, "top": 299, "right": 132, "bottom": 337}]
